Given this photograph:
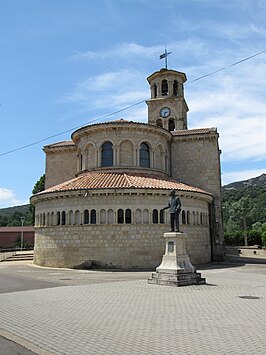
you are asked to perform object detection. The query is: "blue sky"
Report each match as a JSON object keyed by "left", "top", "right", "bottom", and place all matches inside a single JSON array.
[{"left": 0, "top": 0, "right": 265, "bottom": 208}]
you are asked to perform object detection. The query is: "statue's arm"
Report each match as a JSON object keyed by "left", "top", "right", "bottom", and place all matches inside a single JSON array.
[
  {"left": 175, "top": 197, "right": 182, "bottom": 212},
  {"left": 163, "top": 201, "right": 170, "bottom": 210}
]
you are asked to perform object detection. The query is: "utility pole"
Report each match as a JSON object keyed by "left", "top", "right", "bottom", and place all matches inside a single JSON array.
[{"left": 20, "top": 217, "right": 25, "bottom": 251}]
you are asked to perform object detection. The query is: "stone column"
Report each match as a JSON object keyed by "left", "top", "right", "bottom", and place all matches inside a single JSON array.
[
  {"left": 168, "top": 80, "right": 173, "bottom": 96},
  {"left": 157, "top": 81, "right": 162, "bottom": 97}
]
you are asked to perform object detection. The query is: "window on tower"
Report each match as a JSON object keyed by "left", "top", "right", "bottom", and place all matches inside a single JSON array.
[
  {"left": 101, "top": 141, "right": 113, "bottom": 167},
  {"left": 153, "top": 84, "right": 157, "bottom": 98},
  {"left": 173, "top": 80, "right": 178, "bottom": 96},
  {"left": 140, "top": 143, "right": 150, "bottom": 168},
  {"left": 168, "top": 118, "right": 175, "bottom": 131},
  {"left": 161, "top": 80, "right": 168, "bottom": 96},
  {"left": 156, "top": 119, "right": 163, "bottom": 128}
]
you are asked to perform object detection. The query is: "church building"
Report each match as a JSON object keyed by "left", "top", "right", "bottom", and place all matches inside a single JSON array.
[{"left": 31, "top": 67, "right": 225, "bottom": 269}]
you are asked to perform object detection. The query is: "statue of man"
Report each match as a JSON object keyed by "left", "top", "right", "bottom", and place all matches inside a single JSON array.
[{"left": 163, "top": 190, "right": 182, "bottom": 232}]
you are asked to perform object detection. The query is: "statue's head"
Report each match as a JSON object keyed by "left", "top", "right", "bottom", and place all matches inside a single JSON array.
[{"left": 170, "top": 190, "right": 175, "bottom": 197}]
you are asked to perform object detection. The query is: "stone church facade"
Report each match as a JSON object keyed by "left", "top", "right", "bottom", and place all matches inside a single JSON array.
[{"left": 31, "top": 68, "right": 225, "bottom": 268}]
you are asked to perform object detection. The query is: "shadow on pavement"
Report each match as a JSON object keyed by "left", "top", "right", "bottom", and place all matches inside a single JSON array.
[{"left": 196, "top": 255, "right": 266, "bottom": 271}]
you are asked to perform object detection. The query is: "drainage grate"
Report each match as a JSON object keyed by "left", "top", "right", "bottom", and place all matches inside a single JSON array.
[{"left": 238, "top": 295, "right": 260, "bottom": 300}]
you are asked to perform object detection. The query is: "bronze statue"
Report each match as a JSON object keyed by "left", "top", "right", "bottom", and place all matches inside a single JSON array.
[{"left": 163, "top": 190, "right": 181, "bottom": 232}]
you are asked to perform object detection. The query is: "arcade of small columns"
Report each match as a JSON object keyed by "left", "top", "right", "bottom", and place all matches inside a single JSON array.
[
  {"left": 76, "top": 139, "right": 169, "bottom": 172},
  {"left": 35, "top": 206, "right": 209, "bottom": 228}
]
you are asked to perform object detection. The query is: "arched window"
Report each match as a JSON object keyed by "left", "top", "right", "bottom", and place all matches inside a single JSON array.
[
  {"left": 173, "top": 80, "right": 178, "bottom": 96},
  {"left": 90, "top": 209, "right": 96, "bottom": 224},
  {"left": 47, "top": 212, "right": 50, "bottom": 226},
  {"left": 160, "top": 209, "right": 164, "bottom": 224},
  {"left": 80, "top": 154, "right": 83, "bottom": 170},
  {"left": 140, "top": 143, "right": 150, "bottom": 168},
  {"left": 192, "top": 211, "right": 196, "bottom": 225},
  {"left": 56, "top": 211, "right": 60, "bottom": 226},
  {"left": 156, "top": 119, "right": 163, "bottom": 128},
  {"left": 125, "top": 209, "right": 132, "bottom": 224},
  {"left": 61, "top": 211, "right": 66, "bottom": 225},
  {"left": 152, "top": 209, "right": 158, "bottom": 224},
  {"left": 161, "top": 80, "right": 168, "bottom": 96},
  {"left": 168, "top": 118, "right": 175, "bottom": 131},
  {"left": 68, "top": 211, "right": 73, "bottom": 225},
  {"left": 153, "top": 84, "right": 157, "bottom": 98},
  {"left": 187, "top": 211, "right": 190, "bottom": 225},
  {"left": 200, "top": 212, "right": 203, "bottom": 225},
  {"left": 182, "top": 210, "right": 186, "bottom": 224},
  {"left": 84, "top": 210, "right": 89, "bottom": 224},
  {"left": 101, "top": 141, "right": 113, "bottom": 167},
  {"left": 117, "top": 209, "right": 124, "bottom": 224}
]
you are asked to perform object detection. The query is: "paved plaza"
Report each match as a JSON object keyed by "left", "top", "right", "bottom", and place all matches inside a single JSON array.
[{"left": 0, "top": 258, "right": 265, "bottom": 355}]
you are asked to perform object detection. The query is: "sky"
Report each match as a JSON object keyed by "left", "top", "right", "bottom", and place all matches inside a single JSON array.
[{"left": 0, "top": 0, "right": 265, "bottom": 208}]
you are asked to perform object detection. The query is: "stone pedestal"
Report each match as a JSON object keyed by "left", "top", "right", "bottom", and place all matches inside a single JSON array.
[{"left": 148, "top": 232, "right": 206, "bottom": 287}]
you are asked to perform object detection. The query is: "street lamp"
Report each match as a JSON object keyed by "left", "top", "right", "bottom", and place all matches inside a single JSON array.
[{"left": 20, "top": 217, "right": 25, "bottom": 251}]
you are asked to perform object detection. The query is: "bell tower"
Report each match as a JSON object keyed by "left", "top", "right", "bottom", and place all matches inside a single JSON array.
[{"left": 146, "top": 68, "right": 189, "bottom": 131}]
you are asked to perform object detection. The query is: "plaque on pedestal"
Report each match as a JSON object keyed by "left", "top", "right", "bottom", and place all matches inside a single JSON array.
[{"left": 148, "top": 232, "right": 206, "bottom": 287}]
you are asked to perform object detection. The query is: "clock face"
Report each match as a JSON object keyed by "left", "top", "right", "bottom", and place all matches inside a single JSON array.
[{"left": 160, "top": 107, "right": 171, "bottom": 118}]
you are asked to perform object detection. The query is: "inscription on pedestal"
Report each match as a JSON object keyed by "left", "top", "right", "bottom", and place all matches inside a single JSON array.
[{"left": 168, "top": 241, "right": 174, "bottom": 253}]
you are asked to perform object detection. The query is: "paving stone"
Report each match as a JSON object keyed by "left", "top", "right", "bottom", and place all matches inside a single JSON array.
[{"left": 0, "top": 264, "right": 265, "bottom": 354}]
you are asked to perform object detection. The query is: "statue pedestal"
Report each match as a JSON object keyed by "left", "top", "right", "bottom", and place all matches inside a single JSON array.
[{"left": 148, "top": 232, "right": 206, "bottom": 287}]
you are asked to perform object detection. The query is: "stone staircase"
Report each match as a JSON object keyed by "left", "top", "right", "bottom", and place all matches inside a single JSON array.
[{"left": 1, "top": 251, "right": 34, "bottom": 262}]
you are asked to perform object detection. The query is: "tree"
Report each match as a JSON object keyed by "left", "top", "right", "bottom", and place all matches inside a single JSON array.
[
  {"left": 30, "top": 174, "right": 46, "bottom": 225},
  {"left": 32, "top": 174, "right": 45, "bottom": 195},
  {"left": 231, "top": 197, "right": 253, "bottom": 246}
]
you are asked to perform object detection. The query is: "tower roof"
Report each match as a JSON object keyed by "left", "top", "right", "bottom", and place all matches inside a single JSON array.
[{"left": 147, "top": 68, "right": 187, "bottom": 84}]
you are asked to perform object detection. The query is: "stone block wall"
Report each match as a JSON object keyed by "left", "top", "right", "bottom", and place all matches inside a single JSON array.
[
  {"left": 33, "top": 190, "right": 212, "bottom": 268},
  {"left": 171, "top": 133, "right": 224, "bottom": 258},
  {"left": 45, "top": 148, "right": 77, "bottom": 189},
  {"left": 34, "top": 224, "right": 211, "bottom": 268}
]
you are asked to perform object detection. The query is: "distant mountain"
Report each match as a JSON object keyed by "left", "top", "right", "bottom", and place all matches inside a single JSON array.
[
  {"left": 0, "top": 204, "right": 30, "bottom": 217},
  {"left": 224, "top": 173, "right": 266, "bottom": 190}
]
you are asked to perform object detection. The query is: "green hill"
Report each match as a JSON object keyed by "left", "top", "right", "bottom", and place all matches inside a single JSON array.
[
  {"left": 0, "top": 204, "right": 33, "bottom": 226},
  {"left": 222, "top": 173, "right": 266, "bottom": 245}
]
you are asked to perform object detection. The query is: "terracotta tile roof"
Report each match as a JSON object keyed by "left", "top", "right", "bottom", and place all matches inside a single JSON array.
[
  {"left": 172, "top": 128, "right": 217, "bottom": 136},
  {"left": 44, "top": 140, "right": 75, "bottom": 148},
  {"left": 37, "top": 170, "right": 211, "bottom": 196}
]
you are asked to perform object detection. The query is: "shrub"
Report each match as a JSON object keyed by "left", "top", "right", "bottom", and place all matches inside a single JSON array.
[
  {"left": 248, "top": 230, "right": 262, "bottom": 246},
  {"left": 225, "top": 231, "right": 243, "bottom": 245},
  {"left": 261, "top": 231, "right": 266, "bottom": 247}
]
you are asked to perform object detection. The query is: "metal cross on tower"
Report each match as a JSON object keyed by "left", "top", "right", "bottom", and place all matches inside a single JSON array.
[{"left": 159, "top": 47, "right": 172, "bottom": 69}]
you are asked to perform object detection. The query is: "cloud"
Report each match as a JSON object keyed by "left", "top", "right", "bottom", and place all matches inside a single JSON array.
[
  {"left": 64, "top": 41, "right": 266, "bottom": 172},
  {"left": 222, "top": 169, "right": 266, "bottom": 185},
  {"left": 72, "top": 41, "right": 205, "bottom": 66},
  {"left": 62, "top": 69, "right": 149, "bottom": 112},
  {"left": 187, "top": 57, "right": 266, "bottom": 163},
  {"left": 0, "top": 187, "right": 27, "bottom": 208},
  {"left": 72, "top": 43, "right": 161, "bottom": 61}
]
